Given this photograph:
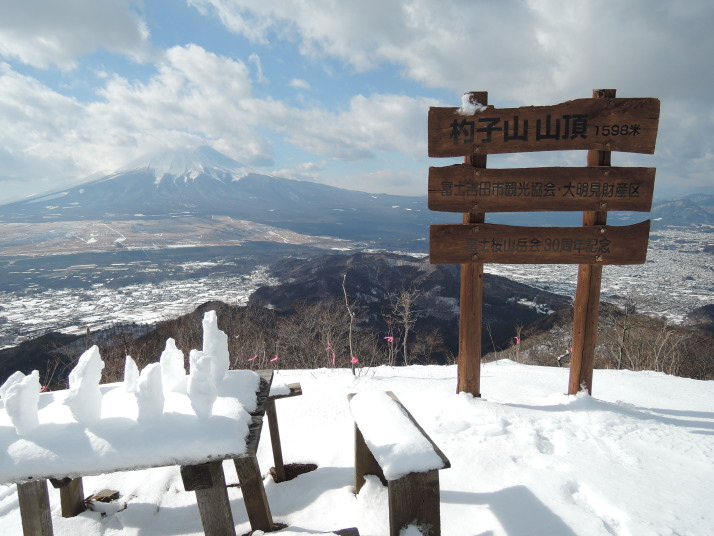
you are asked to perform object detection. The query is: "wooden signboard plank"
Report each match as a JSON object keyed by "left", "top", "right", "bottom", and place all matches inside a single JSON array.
[
  {"left": 428, "top": 165, "right": 655, "bottom": 212},
  {"left": 428, "top": 97, "right": 660, "bottom": 157},
  {"left": 429, "top": 220, "right": 650, "bottom": 265}
]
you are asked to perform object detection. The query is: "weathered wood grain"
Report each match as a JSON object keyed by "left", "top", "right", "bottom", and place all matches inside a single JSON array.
[
  {"left": 568, "top": 89, "right": 615, "bottom": 396},
  {"left": 17, "top": 479, "right": 54, "bottom": 536},
  {"left": 187, "top": 461, "right": 237, "bottom": 536},
  {"left": 428, "top": 165, "right": 655, "bottom": 213},
  {"left": 234, "top": 456, "right": 274, "bottom": 532},
  {"left": 388, "top": 471, "right": 441, "bottom": 536},
  {"left": 430, "top": 220, "right": 650, "bottom": 265},
  {"left": 458, "top": 91, "right": 487, "bottom": 398},
  {"left": 428, "top": 97, "right": 660, "bottom": 157}
]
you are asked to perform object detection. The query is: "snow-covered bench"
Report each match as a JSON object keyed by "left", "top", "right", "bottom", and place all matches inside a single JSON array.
[
  {"left": 348, "top": 392, "right": 450, "bottom": 536},
  {"left": 1, "top": 311, "right": 283, "bottom": 536},
  {"left": 1, "top": 369, "right": 276, "bottom": 536}
]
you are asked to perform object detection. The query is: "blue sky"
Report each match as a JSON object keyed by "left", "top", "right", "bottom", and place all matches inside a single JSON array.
[{"left": 0, "top": 0, "right": 713, "bottom": 204}]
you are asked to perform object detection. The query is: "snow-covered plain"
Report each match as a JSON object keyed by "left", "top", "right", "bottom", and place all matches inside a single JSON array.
[{"left": 1, "top": 361, "right": 712, "bottom": 535}]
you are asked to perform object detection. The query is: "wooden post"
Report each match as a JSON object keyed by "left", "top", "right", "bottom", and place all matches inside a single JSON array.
[
  {"left": 233, "top": 456, "right": 274, "bottom": 532},
  {"left": 181, "top": 461, "right": 237, "bottom": 536},
  {"left": 388, "top": 471, "right": 441, "bottom": 536},
  {"left": 50, "top": 477, "right": 86, "bottom": 518},
  {"left": 353, "top": 424, "right": 386, "bottom": 493},
  {"left": 265, "top": 398, "right": 286, "bottom": 482},
  {"left": 568, "top": 89, "right": 616, "bottom": 395},
  {"left": 17, "top": 479, "right": 54, "bottom": 536},
  {"left": 457, "top": 91, "right": 487, "bottom": 397}
]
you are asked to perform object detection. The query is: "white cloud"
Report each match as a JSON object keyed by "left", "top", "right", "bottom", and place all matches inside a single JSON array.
[
  {"left": 289, "top": 78, "right": 310, "bottom": 90},
  {"left": 272, "top": 93, "right": 440, "bottom": 161},
  {"left": 0, "top": 0, "right": 150, "bottom": 70},
  {"left": 248, "top": 53, "right": 268, "bottom": 83}
]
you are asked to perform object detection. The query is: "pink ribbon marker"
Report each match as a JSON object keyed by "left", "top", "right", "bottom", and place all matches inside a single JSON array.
[
  {"left": 331, "top": 352, "right": 336, "bottom": 365},
  {"left": 40, "top": 386, "right": 47, "bottom": 392},
  {"left": 270, "top": 355, "right": 279, "bottom": 362},
  {"left": 514, "top": 336, "right": 521, "bottom": 344},
  {"left": 350, "top": 357, "right": 359, "bottom": 364},
  {"left": 248, "top": 355, "right": 257, "bottom": 361},
  {"left": 384, "top": 336, "right": 394, "bottom": 343}
]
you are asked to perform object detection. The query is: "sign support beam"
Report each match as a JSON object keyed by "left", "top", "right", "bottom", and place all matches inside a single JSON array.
[
  {"left": 568, "top": 89, "right": 615, "bottom": 395},
  {"left": 457, "top": 91, "right": 486, "bottom": 397}
]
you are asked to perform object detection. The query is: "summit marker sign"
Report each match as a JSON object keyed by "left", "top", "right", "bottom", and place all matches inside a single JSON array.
[{"left": 427, "top": 90, "right": 660, "bottom": 398}]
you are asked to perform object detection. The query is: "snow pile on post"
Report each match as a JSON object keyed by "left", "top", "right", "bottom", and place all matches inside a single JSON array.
[
  {"left": 202, "top": 310, "right": 229, "bottom": 385},
  {"left": 160, "top": 338, "right": 186, "bottom": 393},
  {"left": 124, "top": 355, "right": 139, "bottom": 392},
  {"left": 2, "top": 370, "right": 41, "bottom": 434},
  {"left": 188, "top": 349, "right": 218, "bottom": 418},
  {"left": 65, "top": 345, "right": 105, "bottom": 424},
  {"left": 136, "top": 363, "right": 164, "bottom": 422}
]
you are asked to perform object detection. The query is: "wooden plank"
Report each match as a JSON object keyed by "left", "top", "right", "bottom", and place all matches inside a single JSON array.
[
  {"left": 428, "top": 165, "right": 656, "bottom": 213},
  {"left": 569, "top": 89, "right": 615, "bottom": 395},
  {"left": 245, "top": 370, "right": 273, "bottom": 456},
  {"left": 388, "top": 470, "right": 441, "bottom": 536},
  {"left": 265, "top": 398, "right": 286, "bottom": 482},
  {"left": 181, "top": 461, "right": 236, "bottom": 536},
  {"left": 17, "top": 479, "right": 54, "bottom": 536},
  {"left": 234, "top": 456, "right": 274, "bottom": 532},
  {"left": 428, "top": 97, "right": 660, "bottom": 157},
  {"left": 430, "top": 220, "right": 650, "bottom": 265}
]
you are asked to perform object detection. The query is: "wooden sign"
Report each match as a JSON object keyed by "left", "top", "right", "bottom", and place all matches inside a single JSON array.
[
  {"left": 428, "top": 165, "right": 656, "bottom": 213},
  {"left": 430, "top": 220, "right": 650, "bottom": 265},
  {"left": 428, "top": 97, "right": 660, "bottom": 157}
]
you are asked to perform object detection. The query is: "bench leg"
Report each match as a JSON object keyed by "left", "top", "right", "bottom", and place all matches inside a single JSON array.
[
  {"left": 234, "top": 456, "right": 273, "bottom": 532},
  {"left": 50, "top": 477, "right": 85, "bottom": 518},
  {"left": 388, "top": 470, "right": 441, "bottom": 536},
  {"left": 265, "top": 398, "right": 286, "bottom": 482},
  {"left": 354, "top": 424, "right": 385, "bottom": 493},
  {"left": 17, "top": 479, "right": 54, "bottom": 536},
  {"left": 181, "top": 461, "right": 236, "bottom": 536}
]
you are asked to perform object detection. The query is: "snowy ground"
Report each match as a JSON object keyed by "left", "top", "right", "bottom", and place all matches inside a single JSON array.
[{"left": 1, "top": 362, "right": 712, "bottom": 535}]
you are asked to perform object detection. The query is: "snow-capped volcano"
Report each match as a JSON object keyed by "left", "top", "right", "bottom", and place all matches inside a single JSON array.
[
  {"left": 0, "top": 146, "right": 445, "bottom": 246},
  {"left": 120, "top": 146, "right": 252, "bottom": 185}
]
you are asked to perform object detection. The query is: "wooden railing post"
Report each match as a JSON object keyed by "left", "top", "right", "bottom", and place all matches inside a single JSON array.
[
  {"left": 568, "top": 89, "right": 616, "bottom": 395},
  {"left": 457, "top": 91, "right": 487, "bottom": 397}
]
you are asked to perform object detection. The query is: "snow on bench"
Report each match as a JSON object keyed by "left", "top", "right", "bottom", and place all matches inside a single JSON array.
[
  {"left": 0, "top": 311, "right": 278, "bottom": 536},
  {"left": 0, "top": 370, "right": 261, "bottom": 484},
  {"left": 348, "top": 391, "right": 450, "bottom": 536}
]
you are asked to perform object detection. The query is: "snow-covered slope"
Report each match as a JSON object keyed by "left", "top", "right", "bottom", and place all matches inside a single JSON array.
[
  {"left": 120, "top": 146, "right": 252, "bottom": 185},
  {"left": 1, "top": 362, "right": 712, "bottom": 535}
]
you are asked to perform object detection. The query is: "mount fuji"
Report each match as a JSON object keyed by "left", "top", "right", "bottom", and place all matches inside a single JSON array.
[{"left": 0, "top": 146, "right": 447, "bottom": 247}]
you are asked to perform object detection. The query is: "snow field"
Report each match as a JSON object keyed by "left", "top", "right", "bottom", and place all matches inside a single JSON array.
[{"left": 0, "top": 361, "right": 712, "bottom": 535}]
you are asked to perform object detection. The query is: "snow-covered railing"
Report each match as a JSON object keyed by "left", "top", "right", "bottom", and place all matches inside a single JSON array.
[
  {"left": 0, "top": 311, "right": 278, "bottom": 536},
  {"left": 348, "top": 391, "right": 450, "bottom": 536}
]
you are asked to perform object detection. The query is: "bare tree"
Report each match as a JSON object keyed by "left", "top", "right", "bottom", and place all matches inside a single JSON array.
[{"left": 388, "top": 286, "right": 422, "bottom": 365}]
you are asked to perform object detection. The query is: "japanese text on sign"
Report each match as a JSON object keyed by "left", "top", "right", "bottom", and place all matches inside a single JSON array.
[{"left": 440, "top": 180, "right": 642, "bottom": 199}]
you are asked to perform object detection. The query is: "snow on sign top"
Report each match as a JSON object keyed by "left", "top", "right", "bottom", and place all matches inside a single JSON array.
[{"left": 349, "top": 391, "right": 447, "bottom": 481}]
